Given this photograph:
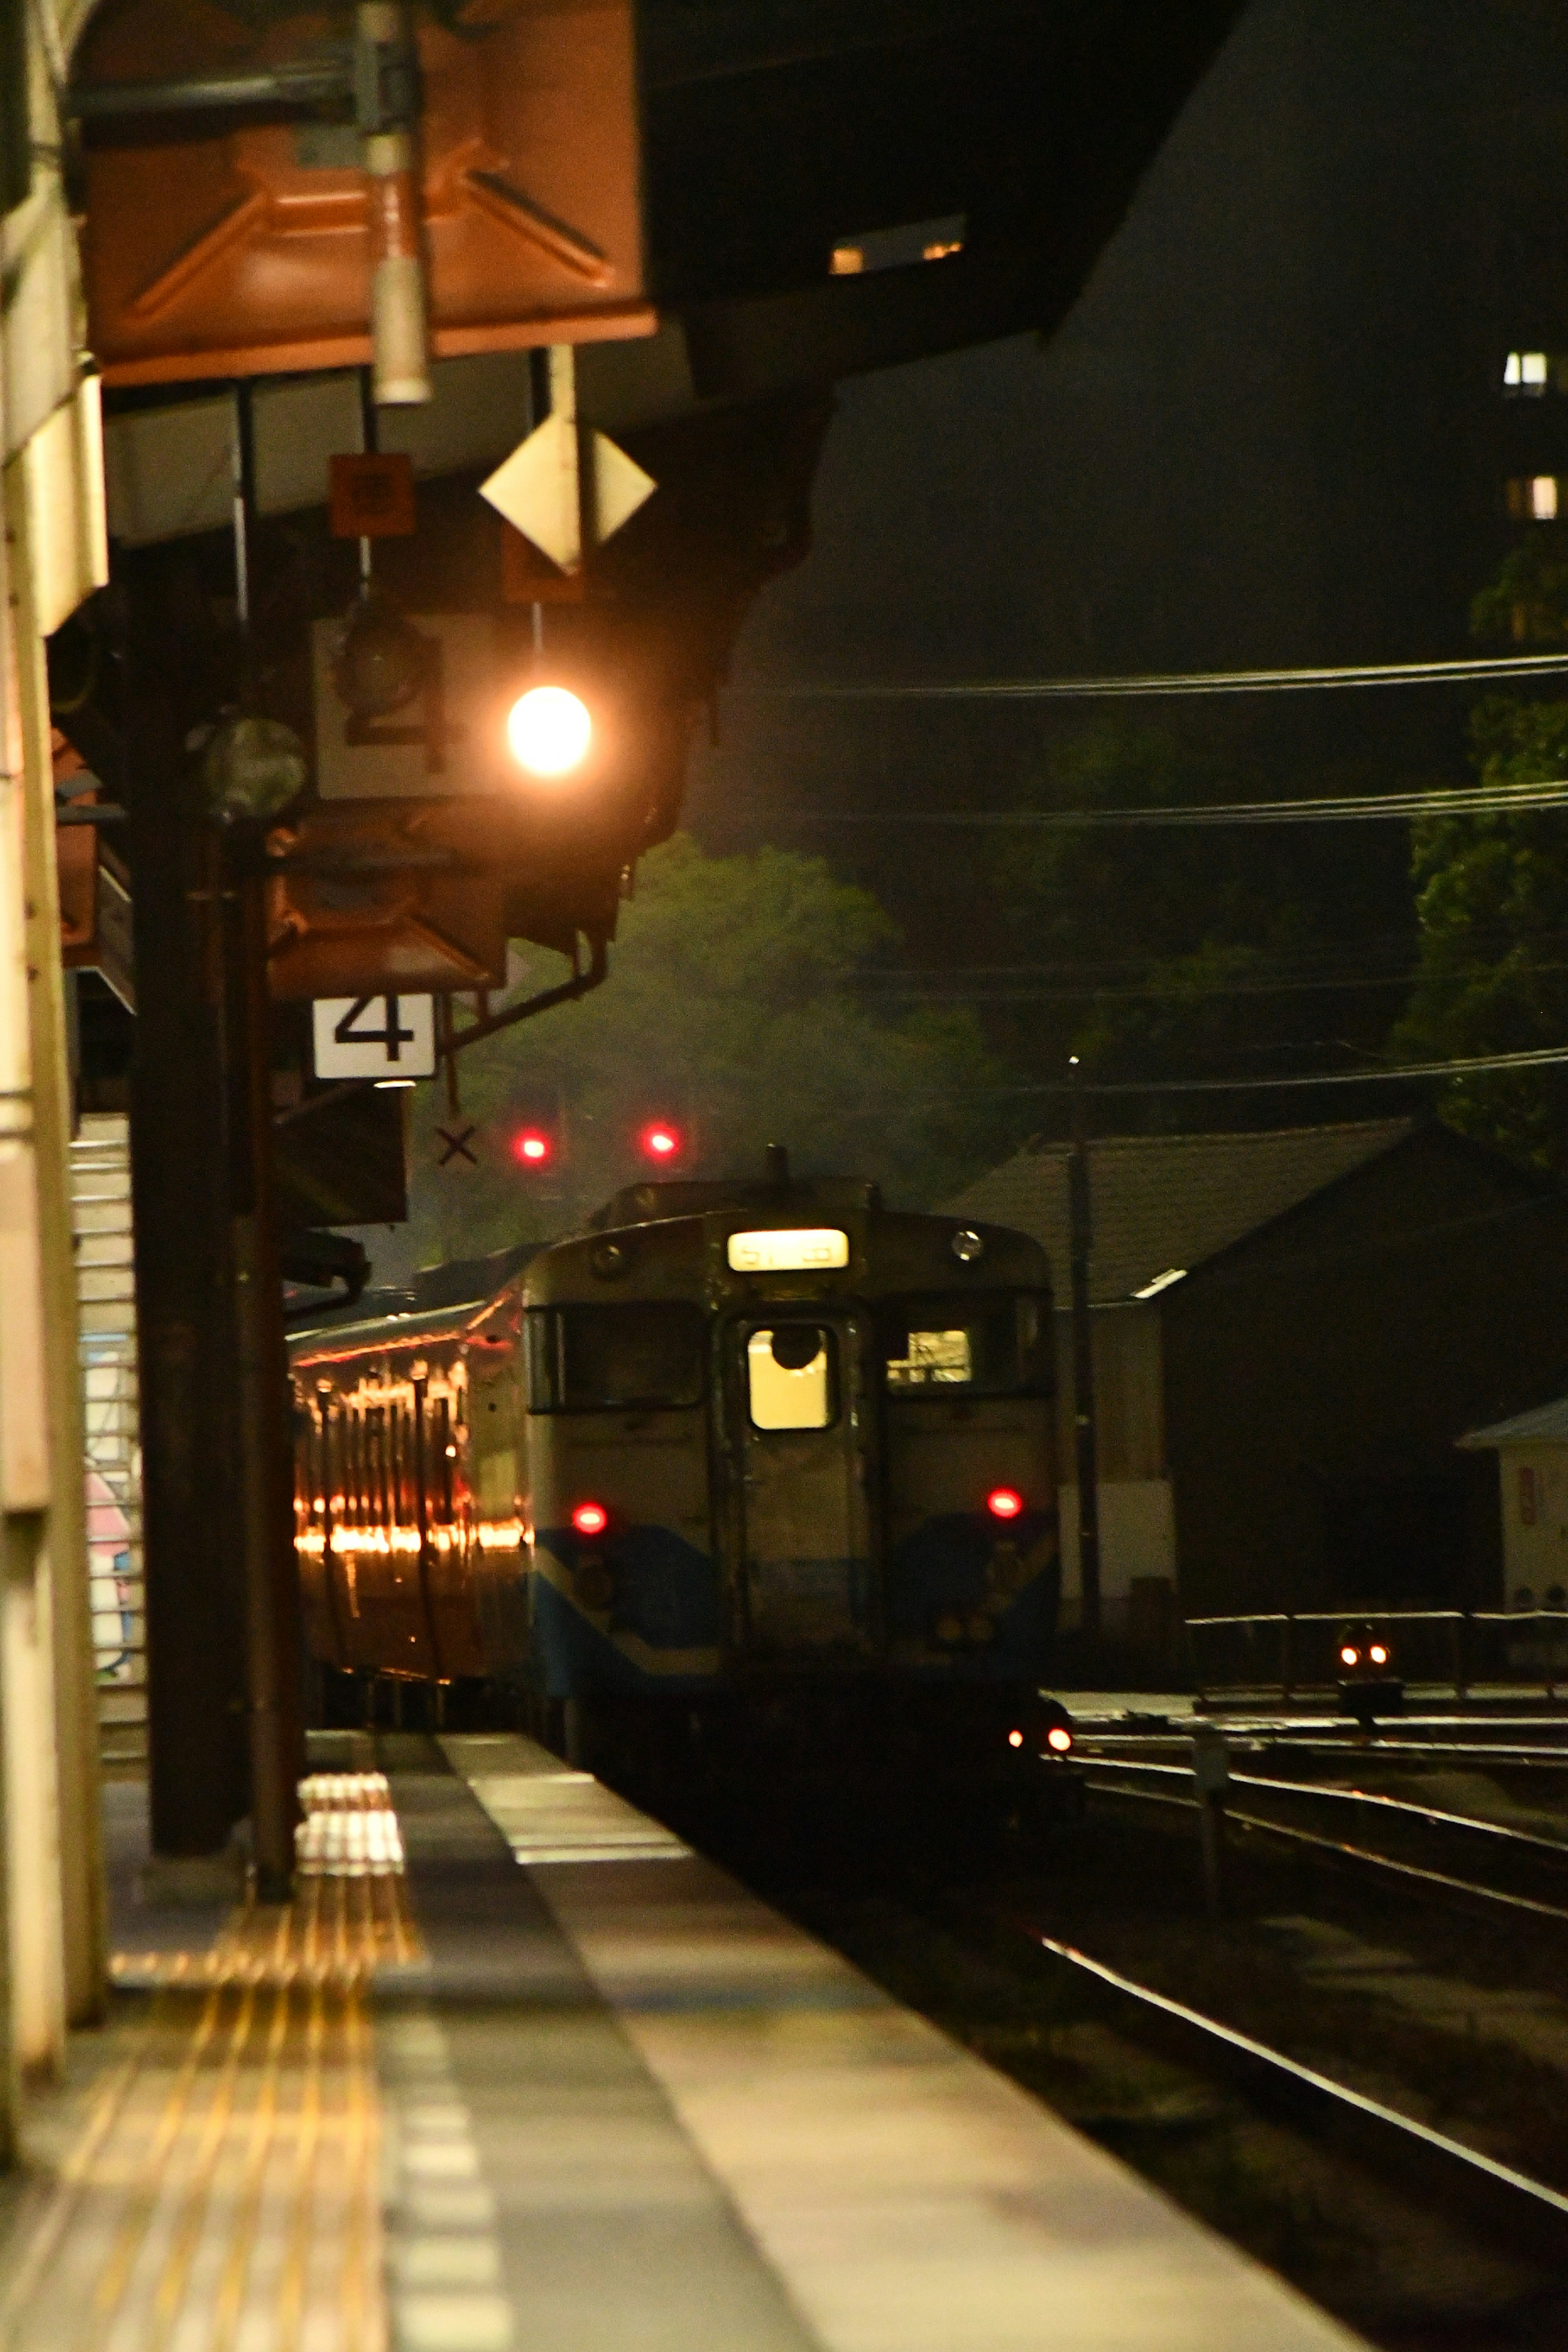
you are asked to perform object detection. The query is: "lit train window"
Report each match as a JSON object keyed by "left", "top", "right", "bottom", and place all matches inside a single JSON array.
[
  {"left": 747, "top": 1327, "right": 836, "bottom": 1431},
  {"left": 527, "top": 1304, "right": 706, "bottom": 1412},
  {"left": 880, "top": 1292, "right": 1053, "bottom": 1396},
  {"left": 885, "top": 1330, "right": 971, "bottom": 1386}
]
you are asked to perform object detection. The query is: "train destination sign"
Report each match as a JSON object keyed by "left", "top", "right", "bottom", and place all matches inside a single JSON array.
[{"left": 726, "top": 1228, "right": 850, "bottom": 1274}]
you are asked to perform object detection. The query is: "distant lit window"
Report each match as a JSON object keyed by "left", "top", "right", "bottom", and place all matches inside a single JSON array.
[
  {"left": 1506, "top": 475, "right": 1561, "bottom": 521},
  {"left": 1504, "top": 350, "right": 1550, "bottom": 393},
  {"left": 828, "top": 214, "right": 966, "bottom": 279}
]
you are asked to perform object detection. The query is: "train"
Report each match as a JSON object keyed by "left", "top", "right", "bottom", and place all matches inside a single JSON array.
[{"left": 290, "top": 1157, "right": 1064, "bottom": 1795}]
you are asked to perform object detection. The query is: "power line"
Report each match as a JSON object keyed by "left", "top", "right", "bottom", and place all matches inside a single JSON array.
[
  {"left": 762, "top": 777, "right": 1568, "bottom": 829},
  {"left": 733, "top": 651, "right": 1568, "bottom": 702},
  {"left": 856, "top": 957, "right": 1568, "bottom": 1004},
  {"left": 982, "top": 1044, "right": 1568, "bottom": 1098}
]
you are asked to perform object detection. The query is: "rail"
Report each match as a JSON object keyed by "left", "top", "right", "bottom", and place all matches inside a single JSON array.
[
  {"left": 1015, "top": 1929, "right": 1568, "bottom": 2269},
  {"left": 1076, "top": 1766, "right": 1568, "bottom": 1927},
  {"left": 1185, "top": 1607, "right": 1568, "bottom": 1703}
]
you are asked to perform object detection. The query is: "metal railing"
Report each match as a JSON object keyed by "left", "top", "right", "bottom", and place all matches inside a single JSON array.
[{"left": 1185, "top": 1608, "right": 1568, "bottom": 1704}]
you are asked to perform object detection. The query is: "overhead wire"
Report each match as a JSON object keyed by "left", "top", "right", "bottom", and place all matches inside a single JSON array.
[
  {"left": 755, "top": 777, "right": 1568, "bottom": 828},
  {"left": 727, "top": 656, "right": 1568, "bottom": 1097},
  {"left": 978, "top": 1044, "right": 1568, "bottom": 1097},
  {"left": 732, "top": 650, "right": 1568, "bottom": 701}
]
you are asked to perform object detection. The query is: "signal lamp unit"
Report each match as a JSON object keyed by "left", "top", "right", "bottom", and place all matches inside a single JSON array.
[{"left": 507, "top": 684, "right": 592, "bottom": 777}]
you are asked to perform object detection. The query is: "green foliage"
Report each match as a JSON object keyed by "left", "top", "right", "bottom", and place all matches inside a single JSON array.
[
  {"left": 1395, "top": 696, "right": 1568, "bottom": 1170},
  {"left": 406, "top": 835, "right": 1009, "bottom": 1258},
  {"left": 1470, "top": 534, "right": 1568, "bottom": 645},
  {"left": 986, "top": 717, "right": 1409, "bottom": 1105}
]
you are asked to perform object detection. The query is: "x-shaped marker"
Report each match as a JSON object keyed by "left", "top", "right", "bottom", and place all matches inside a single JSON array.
[{"left": 437, "top": 1124, "right": 478, "bottom": 1168}]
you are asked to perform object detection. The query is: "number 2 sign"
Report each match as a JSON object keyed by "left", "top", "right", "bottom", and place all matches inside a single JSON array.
[{"left": 312, "top": 995, "right": 437, "bottom": 1080}]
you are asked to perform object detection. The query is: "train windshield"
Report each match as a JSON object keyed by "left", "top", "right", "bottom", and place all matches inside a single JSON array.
[
  {"left": 880, "top": 1291, "right": 1051, "bottom": 1396},
  {"left": 527, "top": 1303, "right": 706, "bottom": 1412}
]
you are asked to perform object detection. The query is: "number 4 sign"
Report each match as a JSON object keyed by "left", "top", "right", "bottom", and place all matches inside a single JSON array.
[{"left": 312, "top": 995, "right": 437, "bottom": 1080}]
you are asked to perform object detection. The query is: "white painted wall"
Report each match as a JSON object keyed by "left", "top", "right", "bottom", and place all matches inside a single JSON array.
[{"left": 1058, "top": 1477, "right": 1177, "bottom": 1633}]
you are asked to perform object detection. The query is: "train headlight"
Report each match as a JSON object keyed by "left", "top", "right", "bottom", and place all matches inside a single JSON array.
[
  {"left": 1369, "top": 1643, "right": 1389, "bottom": 1667},
  {"left": 1046, "top": 1724, "right": 1074, "bottom": 1755},
  {"left": 1340, "top": 1644, "right": 1360, "bottom": 1668},
  {"left": 1007, "top": 1728, "right": 1025, "bottom": 1748}
]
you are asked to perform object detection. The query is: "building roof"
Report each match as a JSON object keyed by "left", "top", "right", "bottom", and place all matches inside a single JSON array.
[
  {"left": 946, "top": 1119, "right": 1415, "bottom": 1304},
  {"left": 1459, "top": 1396, "right": 1568, "bottom": 1448}
]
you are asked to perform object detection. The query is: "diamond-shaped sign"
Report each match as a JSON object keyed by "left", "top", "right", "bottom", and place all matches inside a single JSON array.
[{"left": 480, "top": 416, "right": 654, "bottom": 575}]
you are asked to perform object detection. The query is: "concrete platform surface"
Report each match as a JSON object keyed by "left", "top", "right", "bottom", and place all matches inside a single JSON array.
[{"left": 0, "top": 1736, "right": 1367, "bottom": 2352}]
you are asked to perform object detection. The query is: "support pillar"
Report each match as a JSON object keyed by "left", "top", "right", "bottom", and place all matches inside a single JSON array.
[
  {"left": 124, "top": 636, "right": 249, "bottom": 1866},
  {"left": 6, "top": 457, "right": 107, "bottom": 2024},
  {"left": 0, "top": 462, "right": 66, "bottom": 2102}
]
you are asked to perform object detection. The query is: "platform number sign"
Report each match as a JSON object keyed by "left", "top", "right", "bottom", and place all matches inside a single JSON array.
[{"left": 312, "top": 994, "right": 436, "bottom": 1080}]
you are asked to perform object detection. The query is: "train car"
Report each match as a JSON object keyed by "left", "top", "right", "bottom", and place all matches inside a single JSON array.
[{"left": 290, "top": 1162, "right": 1060, "bottom": 1791}]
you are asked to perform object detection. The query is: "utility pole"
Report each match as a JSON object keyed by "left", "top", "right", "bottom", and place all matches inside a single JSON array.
[{"left": 1068, "top": 1057, "right": 1102, "bottom": 1640}]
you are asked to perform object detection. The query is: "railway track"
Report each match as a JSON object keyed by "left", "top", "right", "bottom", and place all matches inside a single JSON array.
[
  {"left": 1072, "top": 1756, "right": 1568, "bottom": 1926},
  {"left": 1007, "top": 1924, "right": 1568, "bottom": 2272}
]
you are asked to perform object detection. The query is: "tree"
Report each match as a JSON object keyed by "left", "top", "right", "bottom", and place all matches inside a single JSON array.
[
  {"left": 982, "top": 713, "right": 1414, "bottom": 1118},
  {"left": 1394, "top": 539, "right": 1568, "bottom": 1171},
  {"left": 404, "top": 834, "right": 1010, "bottom": 1260}
]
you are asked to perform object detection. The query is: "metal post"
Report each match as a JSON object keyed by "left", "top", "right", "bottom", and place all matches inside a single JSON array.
[
  {"left": 227, "top": 383, "right": 300, "bottom": 1901},
  {"left": 1068, "top": 1058, "right": 1102, "bottom": 1639},
  {"left": 224, "top": 853, "right": 301, "bottom": 1900},
  {"left": 1192, "top": 1722, "right": 1229, "bottom": 1921}
]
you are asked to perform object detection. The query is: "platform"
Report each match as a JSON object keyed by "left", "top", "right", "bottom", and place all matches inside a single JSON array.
[{"left": 0, "top": 1735, "right": 1364, "bottom": 2352}]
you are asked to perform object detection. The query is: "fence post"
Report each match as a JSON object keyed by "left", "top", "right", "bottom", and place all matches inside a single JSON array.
[
  {"left": 1281, "top": 1614, "right": 1294, "bottom": 1703},
  {"left": 1192, "top": 1722, "right": 1229, "bottom": 1921},
  {"left": 1453, "top": 1613, "right": 1469, "bottom": 1704}
]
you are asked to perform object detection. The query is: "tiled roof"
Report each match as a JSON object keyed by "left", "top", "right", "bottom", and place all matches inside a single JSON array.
[
  {"left": 1459, "top": 1396, "right": 1568, "bottom": 1448},
  {"left": 947, "top": 1120, "right": 1414, "bottom": 1304}
]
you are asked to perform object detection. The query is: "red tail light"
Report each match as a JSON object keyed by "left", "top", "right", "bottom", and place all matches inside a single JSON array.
[
  {"left": 570, "top": 1501, "right": 609, "bottom": 1538},
  {"left": 1046, "top": 1725, "right": 1074, "bottom": 1754},
  {"left": 986, "top": 1487, "right": 1024, "bottom": 1521}
]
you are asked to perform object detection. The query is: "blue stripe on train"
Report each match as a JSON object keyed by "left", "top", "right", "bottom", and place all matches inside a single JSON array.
[
  {"left": 532, "top": 1523, "right": 722, "bottom": 1697},
  {"left": 887, "top": 1509, "right": 1060, "bottom": 1681},
  {"left": 529, "top": 1512, "right": 1059, "bottom": 1697}
]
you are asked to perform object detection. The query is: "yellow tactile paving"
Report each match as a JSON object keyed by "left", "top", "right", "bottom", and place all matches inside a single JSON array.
[{"left": 0, "top": 1775, "right": 419, "bottom": 2352}]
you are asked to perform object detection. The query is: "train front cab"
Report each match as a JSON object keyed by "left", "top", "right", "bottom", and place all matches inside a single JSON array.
[{"left": 523, "top": 1197, "right": 1060, "bottom": 1793}]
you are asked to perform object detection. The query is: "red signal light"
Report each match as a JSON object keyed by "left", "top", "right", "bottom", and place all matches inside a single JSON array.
[
  {"left": 986, "top": 1487, "right": 1024, "bottom": 1521},
  {"left": 570, "top": 1500, "right": 608, "bottom": 1538},
  {"left": 640, "top": 1121, "right": 681, "bottom": 1160},
  {"left": 514, "top": 1130, "right": 551, "bottom": 1166}
]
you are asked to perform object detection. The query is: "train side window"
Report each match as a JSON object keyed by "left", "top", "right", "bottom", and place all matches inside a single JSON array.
[
  {"left": 527, "top": 1304, "right": 706, "bottom": 1411},
  {"left": 748, "top": 1326, "right": 836, "bottom": 1431},
  {"left": 881, "top": 1291, "right": 1053, "bottom": 1396}
]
